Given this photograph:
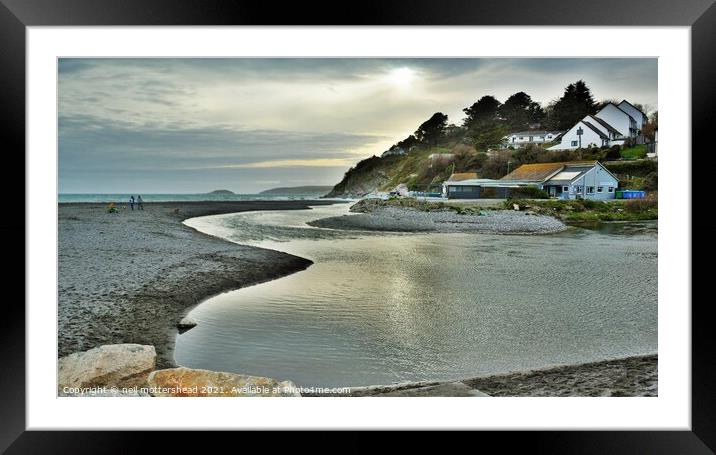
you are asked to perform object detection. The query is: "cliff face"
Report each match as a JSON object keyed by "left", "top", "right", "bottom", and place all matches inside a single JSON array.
[
  {"left": 325, "top": 149, "right": 456, "bottom": 198},
  {"left": 325, "top": 156, "right": 392, "bottom": 198}
]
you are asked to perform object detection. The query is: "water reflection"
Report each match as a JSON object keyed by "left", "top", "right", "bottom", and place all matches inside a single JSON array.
[{"left": 176, "top": 204, "right": 657, "bottom": 387}]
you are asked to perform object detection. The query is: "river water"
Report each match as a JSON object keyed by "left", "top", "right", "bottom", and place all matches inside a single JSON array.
[{"left": 175, "top": 203, "right": 657, "bottom": 388}]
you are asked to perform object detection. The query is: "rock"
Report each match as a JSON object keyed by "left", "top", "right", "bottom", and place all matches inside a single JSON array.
[
  {"left": 513, "top": 203, "right": 520, "bottom": 211},
  {"left": 58, "top": 344, "right": 156, "bottom": 392},
  {"left": 147, "top": 368, "right": 301, "bottom": 397},
  {"left": 395, "top": 183, "right": 410, "bottom": 197},
  {"left": 177, "top": 317, "right": 197, "bottom": 332}
]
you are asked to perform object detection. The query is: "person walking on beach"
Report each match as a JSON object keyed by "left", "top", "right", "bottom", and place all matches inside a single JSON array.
[
  {"left": 137, "top": 195, "right": 144, "bottom": 210},
  {"left": 129, "top": 195, "right": 135, "bottom": 211}
]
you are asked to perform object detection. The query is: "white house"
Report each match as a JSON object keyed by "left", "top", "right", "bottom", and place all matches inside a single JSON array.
[
  {"left": 547, "top": 120, "right": 609, "bottom": 150},
  {"left": 616, "top": 100, "right": 648, "bottom": 132},
  {"left": 381, "top": 146, "right": 406, "bottom": 158},
  {"left": 593, "top": 103, "right": 638, "bottom": 139},
  {"left": 548, "top": 101, "right": 643, "bottom": 150},
  {"left": 504, "top": 131, "right": 563, "bottom": 147}
]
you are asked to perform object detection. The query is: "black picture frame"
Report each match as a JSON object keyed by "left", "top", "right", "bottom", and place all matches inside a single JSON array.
[{"left": 3, "top": 0, "right": 713, "bottom": 452}]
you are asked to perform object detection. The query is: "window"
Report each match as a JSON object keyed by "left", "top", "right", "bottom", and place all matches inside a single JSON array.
[
  {"left": 571, "top": 140, "right": 578, "bottom": 146},
  {"left": 529, "top": 136, "right": 533, "bottom": 142},
  {"left": 586, "top": 186, "right": 595, "bottom": 194},
  {"left": 562, "top": 186, "right": 569, "bottom": 192},
  {"left": 519, "top": 136, "right": 524, "bottom": 140},
  {"left": 608, "top": 187, "right": 614, "bottom": 193},
  {"left": 575, "top": 186, "right": 582, "bottom": 193},
  {"left": 597, "top": 186, "right": 603, "bottom": 193}
]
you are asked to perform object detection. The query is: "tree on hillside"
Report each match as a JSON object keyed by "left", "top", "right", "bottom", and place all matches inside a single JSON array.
[
  {"left": 468, "top": 124, "right": 510, "bottom": 152},
  {"left": 462, "top": 96, "right": 501, "bottom": 128},
  {"left": 641, "top": 110, "right": 658, "bottom": 142},
  {"left": 393, "top": 134, "right": 419, "bottom": 151},
  {"left": 445, "top": 123, "right": 466, "bottom": 140},
  {"left": 414, "top": 112, "right": 448, "bottom": 147},
  {"left": 480, "top": 150, "right": 513, "bottom": 179},
  {"left": 513, "top": 143, "right": 550, "bottom": 165},
  {"left": 546, "top": 80, "right": 597, "bottom": 130},
  {"left": 498, "top": 92, "right": 545, "bottom": 130}
]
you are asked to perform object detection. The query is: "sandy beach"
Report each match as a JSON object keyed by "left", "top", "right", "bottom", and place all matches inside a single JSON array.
[
  {"left": 307, "top": 354, "right": 657, "bottom": 397},
  {"left": 58, "top": 200, "right": 341, "bottom": 368}
]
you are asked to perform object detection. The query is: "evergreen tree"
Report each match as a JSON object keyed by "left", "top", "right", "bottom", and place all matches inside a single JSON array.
[
  {"left": 462, "top": 96, "right": 501, "bottom": 128},
  {"left": 414, "top": 112, "right": 448, "bottom": 147},
  {"left": 498, "top": 92, "right": 545, "bottom": 129},
  {"left": 546, "top": 80, "right": 597, "bottom": 130}
]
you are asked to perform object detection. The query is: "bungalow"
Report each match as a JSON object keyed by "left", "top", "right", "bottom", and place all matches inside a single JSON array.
[
  {"left": 446, "top": 172, "right": 479, "bottom": 182},
  {"left": 441, "top": 172, "right": 479, "bottom": 197},
  {"left": 443, "top": 161, "right": 618, "bottom": 200},
  {"left": 442, "top": 178, "right": 535, "bottom": 199},
  {"left": 548, "top": 101, "right": 643, "bottom": 150},
  {"left": 504, "top": 130, "right": 563, "bottom": 147},
  {"left": 502, "top": 161, "right": 619, "bottom": 200}
]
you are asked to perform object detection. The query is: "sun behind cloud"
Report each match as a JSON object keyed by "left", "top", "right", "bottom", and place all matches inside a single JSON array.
[{"left": 385, "top": 67, "right": 416, "bottom": 88}]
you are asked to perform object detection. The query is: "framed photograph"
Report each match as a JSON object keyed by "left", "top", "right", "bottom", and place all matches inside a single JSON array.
[{"left": 6, "top": 0, "right": 712, "bottom": 451}]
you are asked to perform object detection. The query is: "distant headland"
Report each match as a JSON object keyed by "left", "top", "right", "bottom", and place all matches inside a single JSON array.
[
  {"left": 207, "top": 189, "right": 235, "bottom": 195},
  {"left": 259, "top": 186, "right": 333, "bottom": 195}
]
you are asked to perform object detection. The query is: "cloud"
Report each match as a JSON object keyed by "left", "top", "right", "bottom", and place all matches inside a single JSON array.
[
  {"left": 58, "top": 58, "right": 657, "bottom": 193},
  {"left": 199, "top": 158, "right": 358, "bottom": 169}
]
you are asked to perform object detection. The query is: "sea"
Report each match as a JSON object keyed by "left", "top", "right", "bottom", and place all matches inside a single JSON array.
[{"left": 58, "top": 193, "right": 333, "bottom": 203}]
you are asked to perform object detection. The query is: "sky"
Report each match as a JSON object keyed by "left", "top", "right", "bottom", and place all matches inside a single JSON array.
[{"left": 58, "top": 58, "right": 657, "bottom": 194}]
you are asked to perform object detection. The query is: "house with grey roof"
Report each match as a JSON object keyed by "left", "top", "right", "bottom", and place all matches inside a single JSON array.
[
  {"left": 548, "top": 100, "right": 647, "bottom": 150},
  {"left": 504, "top": 130, "right": 563, "bottom": 147},
  {"left": 443, "top": 161, "right": 618, "bottom": 200}
]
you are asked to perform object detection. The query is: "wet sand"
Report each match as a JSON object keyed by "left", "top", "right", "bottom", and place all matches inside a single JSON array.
[
  {"left": 307, "top": 354, "right": 657, "bottom": 397},
  {"left": 58, "top": 200, "right": 342, "bottom": 368}
]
